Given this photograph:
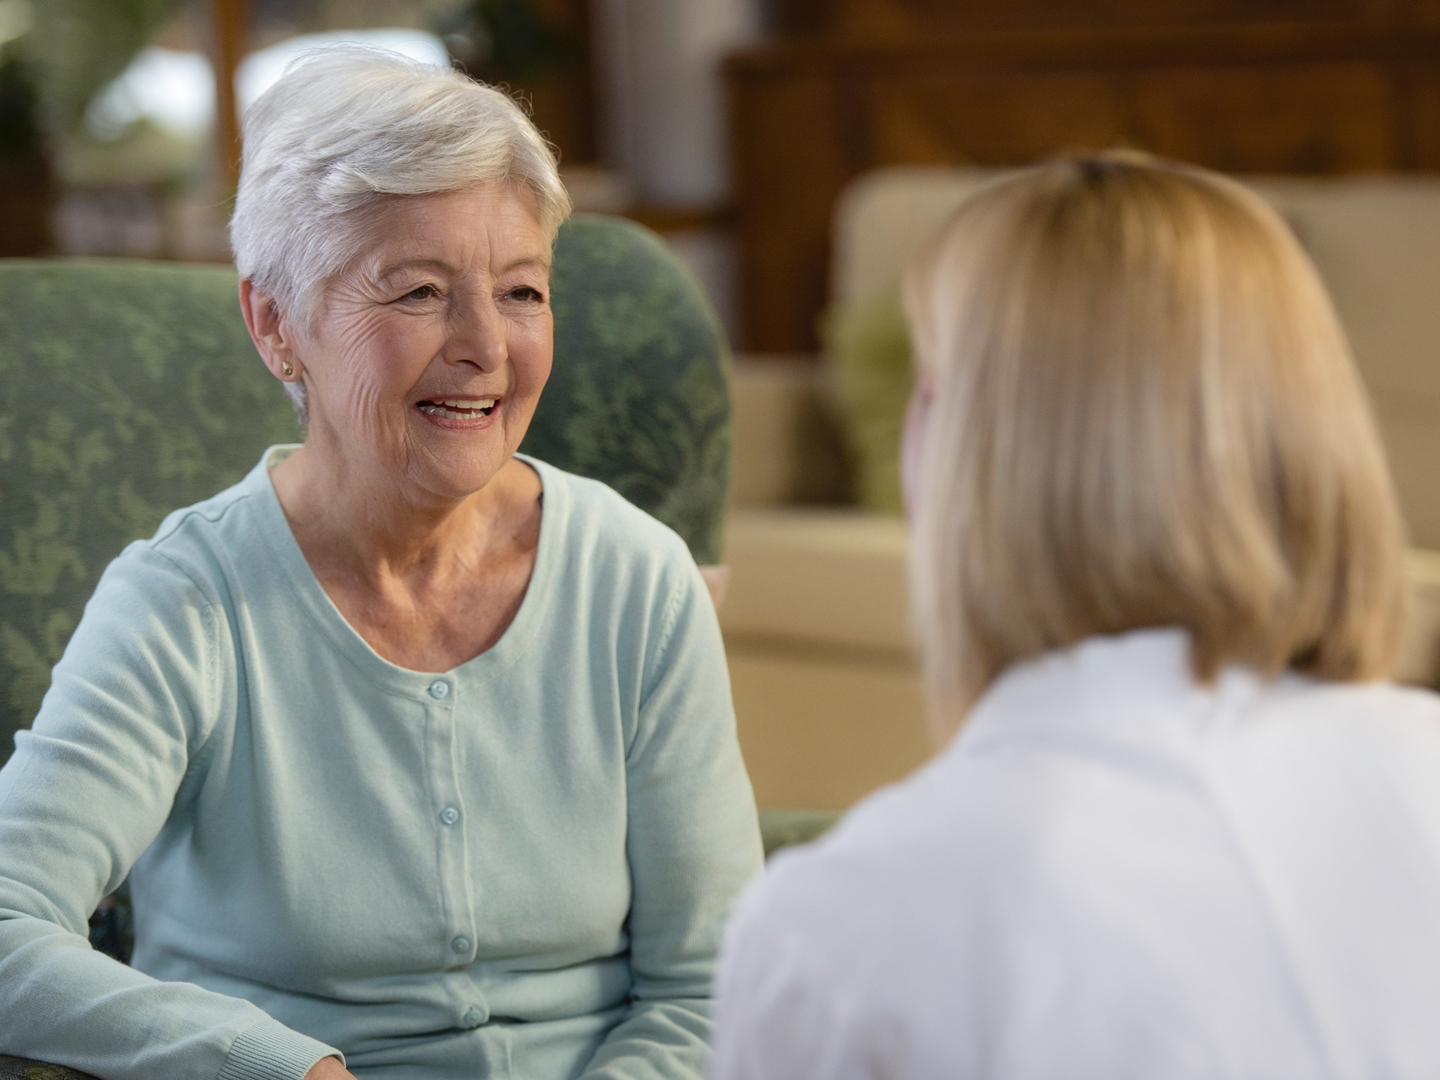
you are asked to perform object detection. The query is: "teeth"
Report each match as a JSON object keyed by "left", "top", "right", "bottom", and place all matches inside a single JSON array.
[
  {"left": 420, "top": 399, "right": 495, "bottom": 420},
  {"left": 419, "top": 397, "right": 497, "bottom": 421}
]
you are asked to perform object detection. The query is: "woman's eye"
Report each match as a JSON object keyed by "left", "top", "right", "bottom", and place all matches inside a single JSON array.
[
  {"left": 508, "top": 286, "right": 544, "bottom": 303},
  {"left": 401, "top": 284, "right": 437, "bottom": 301}
]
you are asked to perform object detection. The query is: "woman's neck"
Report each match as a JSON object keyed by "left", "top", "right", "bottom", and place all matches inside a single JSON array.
[
  {"left": 268, "top": 439, "right": 539, "bottom": 593},
  {"left": 266, "top": 440, "right": 545, "bottom": 671}
]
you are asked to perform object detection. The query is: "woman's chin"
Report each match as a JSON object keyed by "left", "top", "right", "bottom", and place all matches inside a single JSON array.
[{"left": 407, "top": 448, "right": 513, "bottom": 503}]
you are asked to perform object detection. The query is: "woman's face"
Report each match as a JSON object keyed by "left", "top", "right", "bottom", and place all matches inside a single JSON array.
[{"left": 297, "top": 183, "right": 552, "bottom": 502}]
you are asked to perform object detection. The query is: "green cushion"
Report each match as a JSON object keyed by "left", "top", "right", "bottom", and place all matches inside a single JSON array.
[
  {"left": 0, "top": 214, "right": 731, "bottom": 765},
  {"left": 820, "top": 293, "right": 913, "bottom": 516}
]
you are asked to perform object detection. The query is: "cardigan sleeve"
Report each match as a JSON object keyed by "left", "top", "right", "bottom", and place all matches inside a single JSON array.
[
  {"left": 578, "top": 554, "right": 765, "bottom": 1080},
  {"left": 0, "top": 545, "right": 338, "bottom": 1080}
]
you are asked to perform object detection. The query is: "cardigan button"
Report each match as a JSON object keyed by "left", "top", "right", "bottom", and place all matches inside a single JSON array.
[
  {"left": 440, "top": 806, "right": 460, "bottom": 826},
  {"left": 451, "top": 935, "right": 472, "bottom": 954},
  {"left": 428, "top": 680, "right": 450, "bottom": 700},
  {"left": 463, "top": 1006, "right": 485, "bottom": 1028}
]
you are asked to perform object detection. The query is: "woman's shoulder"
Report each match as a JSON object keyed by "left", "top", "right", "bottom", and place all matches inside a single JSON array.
[
  {"left": 523, "top": 455, "right": 694, "bottom": 570},
  {"left": 1232, "top": 672, "right": 1440, "bottom": 769},
  {"left": 732, "top": 752, "right": 993, "bottom": 954},
  {"left": 719, "top": 756, "right": 1004, "bottom": 1054},
  {"left": 723, "top": 674, "right": 1440, "bottom": 1072},
  {"left": 105, "top": 451, "right": 282, "bottom": 603},
  {"left": 1257, "top": 669, "right": 1440, "bottom": 722},
  {"left": 729, "top": 669, "right": 1440, "bottom": 950},
  {"left": 1212, "top": 674, "right": 1440, "bottom": 834}
]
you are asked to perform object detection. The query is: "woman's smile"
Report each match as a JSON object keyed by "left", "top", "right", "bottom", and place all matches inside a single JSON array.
[{"left": 415, "top": 395, "right": 501, "bottom": 427}]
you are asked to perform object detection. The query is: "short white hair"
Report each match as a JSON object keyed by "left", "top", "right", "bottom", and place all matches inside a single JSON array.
[{"left": 230, "top": 46, "right": 572, "bottom": 419}]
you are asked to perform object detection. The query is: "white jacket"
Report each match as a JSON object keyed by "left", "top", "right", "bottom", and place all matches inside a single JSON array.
[{"left": 713, "top": 628, "right": 1440, "bottom": 1080}]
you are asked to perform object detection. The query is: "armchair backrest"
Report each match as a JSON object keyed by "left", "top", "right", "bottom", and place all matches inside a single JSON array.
[{"left": 0, "top": 213, "right": 731, "bottom": 765}]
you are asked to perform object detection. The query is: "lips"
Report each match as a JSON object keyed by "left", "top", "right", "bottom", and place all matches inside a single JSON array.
[{"left": 416, "top": 397, "right": 497, "bottom": 420}]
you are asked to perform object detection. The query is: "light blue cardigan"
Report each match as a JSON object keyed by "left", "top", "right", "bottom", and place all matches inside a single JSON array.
[{"left": 0, "top": 447, "right": 764, "bottom": 1079}]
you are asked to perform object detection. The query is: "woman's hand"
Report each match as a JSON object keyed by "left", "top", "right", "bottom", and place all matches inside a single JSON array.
[{"left": 303, "top": 1056, "right": 357, "bottom": 1080}]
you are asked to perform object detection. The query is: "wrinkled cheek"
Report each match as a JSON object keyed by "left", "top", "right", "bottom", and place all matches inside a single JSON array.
[
  {"left": 339, "top": 375, "right": 395, "bottom": 454},
  {"left": 523, "top": 327, "right": 554, "bottom": 399},
  {"left": 506, "top": 338, "right": 552, "bottom": 449}
]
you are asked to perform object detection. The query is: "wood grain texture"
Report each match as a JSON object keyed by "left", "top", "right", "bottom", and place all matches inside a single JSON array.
[
  {"left": 727, "top": 22, "right": 1440, "bottom": 349},
  {"left": 730, "top": 70, "right": 855, "bottom": 354},
  {"left": 767, "top": 0, "right": 1429, "bottom": 37}
]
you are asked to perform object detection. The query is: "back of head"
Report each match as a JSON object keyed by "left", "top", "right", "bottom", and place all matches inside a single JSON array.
[{"left": 906, "top": 152, "right": 1407, "bottom": 735}]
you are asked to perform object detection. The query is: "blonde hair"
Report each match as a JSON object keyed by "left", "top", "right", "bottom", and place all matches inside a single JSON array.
[{"left": 905, "top": 152, "right": 1408, "bottom": 737}]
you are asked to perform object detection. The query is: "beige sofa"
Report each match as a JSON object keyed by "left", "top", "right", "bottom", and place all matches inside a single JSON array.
[{"left": 724, "top": 167, "right": 1440, "bottom": 812}]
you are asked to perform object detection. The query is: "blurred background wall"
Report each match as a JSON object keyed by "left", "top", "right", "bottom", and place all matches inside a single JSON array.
[
  {"left": 8, "top": 0, "right": 1440, "bottom": 347},
  {"left": 6, "top": 0, "right": 1440, "bottom": 356},
  {"left": 0, "top": 0, "right": 763, "bottom": 341},
  {"left": 5, "top": 0, "right": 1440, "bottom": 810}
]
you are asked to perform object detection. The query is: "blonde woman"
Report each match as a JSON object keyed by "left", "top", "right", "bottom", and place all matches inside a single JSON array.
[{"left": 710, "top": 153, "right": 1440, "bottom": 1079}]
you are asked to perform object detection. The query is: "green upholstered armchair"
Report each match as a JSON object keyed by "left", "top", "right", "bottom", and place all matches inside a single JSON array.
[
  {"left": 0, "top": 213, "right": 753, "bottom": 1078},
  {"left": 0, "top": 216, "right": 833, "bottom": 1079}
]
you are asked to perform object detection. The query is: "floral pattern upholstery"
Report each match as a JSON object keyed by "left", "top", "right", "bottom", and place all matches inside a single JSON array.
[
  {"left": 0, "top": 213, "right": 732, "bottom": 767},
  {"left": 0, "top": 1057, "right": 98, "bottom": 1080},
  {"left": 534, "top": 214, "right": 731, "bottom": 562}
]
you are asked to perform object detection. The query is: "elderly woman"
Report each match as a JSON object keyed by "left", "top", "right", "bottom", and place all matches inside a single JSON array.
[
  {"left": 712, "top": 153, "right": 1440, "bottom": 1078},
  {"left": 0, "top": 49, "right": 761, "bottom": 1080}
]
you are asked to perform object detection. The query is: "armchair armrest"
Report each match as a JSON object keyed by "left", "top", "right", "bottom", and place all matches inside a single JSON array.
[
  {"left": 758, "top": 808, "right": 838, "bottom": 858},
  {"left": 0, "top": 1057, "right": 101, "bottom": 1080}
]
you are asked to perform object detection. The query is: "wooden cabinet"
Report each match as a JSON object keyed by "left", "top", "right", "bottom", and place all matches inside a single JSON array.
[{"left": 727, "top": 22, "right": 1440, "bottom": 350}]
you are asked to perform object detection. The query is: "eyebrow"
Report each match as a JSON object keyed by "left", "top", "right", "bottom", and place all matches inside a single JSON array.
[
  {"left": 497, "top": 255, "right": 552, "bottom": 275},
  {"left": 376, "top": 257, "right": 456, "bottom": 280},
  {"left": 377, "top": 256, "right": 550, "bottom": 280}
]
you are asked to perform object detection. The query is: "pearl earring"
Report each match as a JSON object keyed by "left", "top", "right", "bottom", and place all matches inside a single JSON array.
[{"left": 281, "top": 360, "right": 294, "bottom": 377}]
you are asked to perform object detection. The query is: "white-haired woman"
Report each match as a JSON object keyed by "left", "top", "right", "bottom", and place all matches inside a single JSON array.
[
  {"left": 711, "top": 153, "right": 1440, "bottom": 1079},
  {"left": 0, "top": 50, "right": 761, "bottom": 1080}
]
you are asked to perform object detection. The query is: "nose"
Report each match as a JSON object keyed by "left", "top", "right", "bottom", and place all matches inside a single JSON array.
[{"left": 445, "top": 288, "right": 507, "bottom": 373}]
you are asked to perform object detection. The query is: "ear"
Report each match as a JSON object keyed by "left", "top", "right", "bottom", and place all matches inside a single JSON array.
[{"left": 239, "top": 278, "right": 303, "bottom": 383}]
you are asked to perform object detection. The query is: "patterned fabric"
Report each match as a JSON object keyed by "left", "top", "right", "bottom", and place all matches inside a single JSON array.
[
  {"left": 0, "top": 213, "right": 731, "bottom": 766},
  {"left": 0, "top": 259, "right": 299, "bottom": 771},
  {"left": 0, "top": 1057, "right": 98, "bottom": 1080},
  {"left": 526, "top": 214, "right": 731, "bottom": 561}
]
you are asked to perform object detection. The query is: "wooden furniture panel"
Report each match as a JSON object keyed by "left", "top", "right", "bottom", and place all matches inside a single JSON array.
[
  {"left": 865, "top": 71, "right": 1132, "bottom": 165},
  {"left": 877, "top": 0, "right": 1373, "bottom": 28},
  {"left": 1131, "top": 63, "right": 1398, "bottom": 172},
  {"left": 770, "top": 0, "right": 1426, "bottom": 36},
  {"left": 731, "top": 71, "right": 855, "bottom": 358},
  {"left": 728, "top": 25, "right": 1440, "bottom": 350},
  {"left": 1409, "top": 68, "right": 1440, "bottom": 166}
]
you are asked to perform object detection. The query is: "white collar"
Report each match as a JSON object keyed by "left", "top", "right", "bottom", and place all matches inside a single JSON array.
[{"left": 951, "top": 628, "right": 1273, "bottom": 757}]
